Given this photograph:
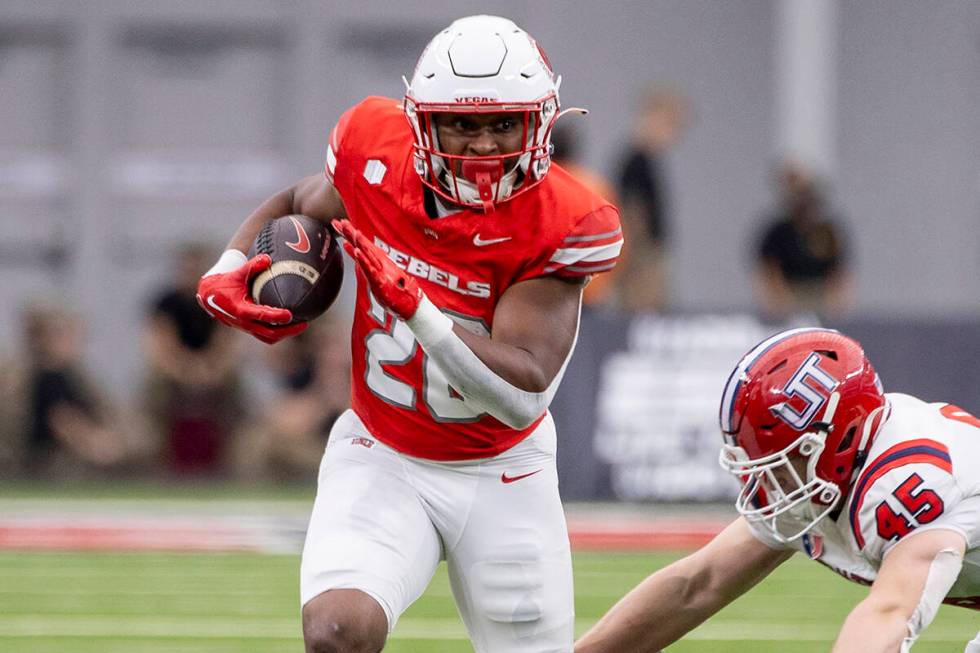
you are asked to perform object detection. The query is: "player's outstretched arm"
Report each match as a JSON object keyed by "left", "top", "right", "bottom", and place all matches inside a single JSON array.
[
  {"left": 197, "top": 175, "right": 346, "bottom": 344},
  {"left": 832, "top": 528, "right": 966, "bottom": 653},
  {"left": 575, "top": 518, "right": 791, "bottom": 653}
]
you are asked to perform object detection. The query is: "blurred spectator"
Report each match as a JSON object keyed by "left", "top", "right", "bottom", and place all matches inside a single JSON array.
[
  {"left": 0, "top": 352, "right": 18, "bottom": 477},
  {"left": 142, "top": 243, "right": 246, "bottom": 476},
  {"left": 0, "top": 302, "right": 136, "bottom": 479},
  {"left": 550, "top": 122, "right": 621, "bottom": 308},
  {"left": 231, "top": 312, "right": 351, "bottom": 482},
  {"left": 754, "top": 161, "right": 853, "bottom": 321},
  {"left": 615, "top": 85, "right": 689, "bottom": 312}
]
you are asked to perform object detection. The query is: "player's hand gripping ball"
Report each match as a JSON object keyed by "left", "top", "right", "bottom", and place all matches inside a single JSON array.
[
  {"left": 196, "top": 215, "right": 342, "bottom": 345},
  {"left": 332, "top": 218, "right": 422, "bottom": 320},
  {"left": 196, "top": 253, "right": 306, "bottom": 345},
  {"left": 248, "top": 214, "right": 344, "bottom": 323}
]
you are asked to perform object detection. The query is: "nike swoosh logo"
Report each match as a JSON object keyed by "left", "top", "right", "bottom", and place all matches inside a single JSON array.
[
  {"left": 501, "top": 469, "right": 542, "bottom": 484},
  {"left": 206, "top": 295, "right": 238, "bottom": 321},
  {"left": 473, "top": 233, "right": 512, "bottom": 247},
  {"left": 285, "top": 216, "right": 311, "bottom": 253}
]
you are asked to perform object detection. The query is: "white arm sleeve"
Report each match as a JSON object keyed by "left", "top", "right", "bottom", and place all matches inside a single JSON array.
[
  {"left": 205, "top": 249, "right": 247, "bottom": 276},
  {"left": 405, "top": 295, "right": 580, "bottom": 430},
  {"left": 901, "top": 546, "right": 964, "bottom": 652}
]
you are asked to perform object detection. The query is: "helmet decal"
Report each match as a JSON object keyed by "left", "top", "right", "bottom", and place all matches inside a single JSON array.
[
  {"left": 770, "top": 352, "right": 838, "bottom": 430},
  {"left": 719, "top": 327, "right": 838, "bottom": 433}
]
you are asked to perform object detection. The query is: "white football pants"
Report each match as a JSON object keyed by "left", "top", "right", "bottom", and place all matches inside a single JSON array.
[{"left": 301, "top": 409, "right": 574, "bottom": 652}]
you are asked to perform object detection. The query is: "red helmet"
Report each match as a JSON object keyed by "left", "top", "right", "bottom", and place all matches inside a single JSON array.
[{"left": 718, "top": 328, "right": 886, "bottom": 542}]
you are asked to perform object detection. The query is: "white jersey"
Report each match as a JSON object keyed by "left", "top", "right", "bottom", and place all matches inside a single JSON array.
[{"left": 749, "top": 393, "right": 980, "bottom": 609}]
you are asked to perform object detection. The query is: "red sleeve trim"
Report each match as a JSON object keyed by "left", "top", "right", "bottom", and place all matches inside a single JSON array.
[{"left": 323, "top": 105, "right": 357, "bottom": 183}]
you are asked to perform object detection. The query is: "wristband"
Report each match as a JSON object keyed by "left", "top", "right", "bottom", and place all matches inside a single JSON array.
[
  {"left": 204, "top": 249, "right": 248, "bottom": 277},
  {"left": 406, "top": 295, "right": 455, "bottom": 349}
]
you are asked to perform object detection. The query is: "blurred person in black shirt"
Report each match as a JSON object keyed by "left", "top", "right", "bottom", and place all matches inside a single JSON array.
[
  {"left": 142, "top": 243, "right": 246, "bottom": 475},
  {"left": 0, "top": 302, "right": 134, "bottom": 479},
  {"left": 615, "top": 86, "right": 688, "bottom": 312},
  {"left": 755, "top": 161, "right": 852, "bottom": 321},
  {"left": 231, "top": 313, "right": 351, "bottom": 482}
]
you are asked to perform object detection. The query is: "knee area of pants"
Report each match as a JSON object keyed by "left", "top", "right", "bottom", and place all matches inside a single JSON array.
[
  {"left": 303, "top": 615, "right": 386, "bottom": 653},
  {"left": 470, "top": 552, "right": 545, "bottom": 624}
]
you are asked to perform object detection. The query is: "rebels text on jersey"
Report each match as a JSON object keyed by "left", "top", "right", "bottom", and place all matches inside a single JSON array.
[
  {"left": 325, "top": 97, "right": 622, "bottom": 460},
  {"left": 749, "top": 393, "right": 980, "bottom": 609}
]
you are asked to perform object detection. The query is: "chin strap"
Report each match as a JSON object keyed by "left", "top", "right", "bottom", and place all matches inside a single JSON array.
[
  {"left": 847, "top": 403, "right": 889, "bottom": 488},
  {"left": 809, "top": 391, "right": 841, "bottom": 437},
  {"left": 555, "top": 106, "right": 589, "bottom": 120}
]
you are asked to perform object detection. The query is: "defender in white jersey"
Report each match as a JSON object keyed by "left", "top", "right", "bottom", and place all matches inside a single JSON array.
[{"left": 576, "top": 328, "right": 980, "bottom": 653}]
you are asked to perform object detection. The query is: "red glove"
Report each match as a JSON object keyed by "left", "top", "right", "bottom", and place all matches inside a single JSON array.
[
  {"left": 196, "top": 253, "right": 308, "bottom": 345},
  {"left": 332, "top": 219, "right": 422, "bottom": 319}
]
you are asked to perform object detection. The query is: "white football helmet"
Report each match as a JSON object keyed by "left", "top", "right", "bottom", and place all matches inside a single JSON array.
[{"left": 404, "top": 15, "right": 562, "bottom": 212}]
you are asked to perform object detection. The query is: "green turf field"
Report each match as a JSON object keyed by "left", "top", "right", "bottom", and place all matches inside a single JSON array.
[{"left": 0, "top": 550, "right": 976, "bottom": 652}]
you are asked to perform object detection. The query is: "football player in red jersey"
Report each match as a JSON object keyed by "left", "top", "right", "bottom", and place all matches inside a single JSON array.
[
  {"left": 197, "top": 15, "right": 622, "bottom": 653},
  {"left": 575, "top": 328, "right": 980, "bottom": 653}
]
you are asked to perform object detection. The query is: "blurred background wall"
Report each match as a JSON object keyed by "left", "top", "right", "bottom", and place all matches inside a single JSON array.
[{"left": 0, "top": 0, "right": 977, "bottom": 401}]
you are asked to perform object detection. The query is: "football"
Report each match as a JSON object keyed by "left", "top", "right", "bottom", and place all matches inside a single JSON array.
[{"left": 248, "top": 214, "right": 343, "bottom": 322}]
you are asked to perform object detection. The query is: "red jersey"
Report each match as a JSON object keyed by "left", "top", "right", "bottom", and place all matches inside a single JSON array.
[{"left": 326, "top": 97, "right": 621, "bottom": 460}]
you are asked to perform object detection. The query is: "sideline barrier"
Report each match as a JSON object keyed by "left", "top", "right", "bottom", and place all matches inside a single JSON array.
[{"left": 554, "top": 309, "right": 980, "bottom": 501}]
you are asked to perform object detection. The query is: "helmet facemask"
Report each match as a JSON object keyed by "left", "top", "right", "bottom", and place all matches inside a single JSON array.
[
  {"left": 402, "top": 15, "right": 563, "bottom": 212},
  {"left": 721, "top": 421, "right": 842, "bottom": 543},
  {"left": 405, "top": 97, "right": 559, "bottom": 212}
]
